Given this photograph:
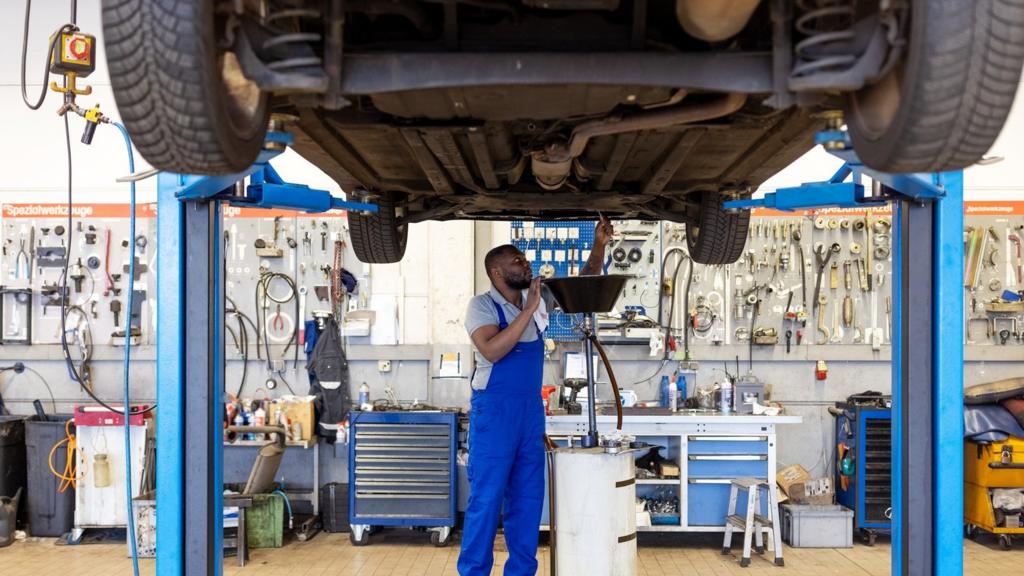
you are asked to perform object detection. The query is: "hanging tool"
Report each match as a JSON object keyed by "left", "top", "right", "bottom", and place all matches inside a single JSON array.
[
  {"left": 13, "top": 239, "right": 29, "bottom": 280},
  {"left": 102, "top": 228, "right": 116, "bottom": 296},
  {"left": 302, "top": 231, "right": 312, "bottom": 256},
  {"left": 964, "top": 226, "right": 986, "bottom": 289},
  {"left": 830, "top": 261, "right": 839, "bottom": 290},
  {"left": 813, "top": 243, "right": 841, "bottom": 312},
  {"left": 830, "top": 298, "right": 843, "bottom": 344},
  {"left": 70, "top": 258, "right": 86, "bottom": 292},
  {"left": 817, "top": 295, "right": 830, "bottom": 344},
  {"left": 865, "top": 211, "right": 874, "bottom": 289},
  {"left": 885, "top": 296, "right": 892, "bottom": 343},
  {"left": 1009, "top": 233, "right": 1022, "bottom": 286},
  {"left": 110, "top": 300, "right": 122, "bottom": 327}
]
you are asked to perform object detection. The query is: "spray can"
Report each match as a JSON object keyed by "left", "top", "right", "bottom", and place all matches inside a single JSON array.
[
  {"left": 668, "top": 376, "right": 678, "bottom": 412},
  {"left": 719, "top": 380, "right": 733, "bottom": 415},
  {"left": 358, "top": 382, "right": 371, "bottom": 410}
]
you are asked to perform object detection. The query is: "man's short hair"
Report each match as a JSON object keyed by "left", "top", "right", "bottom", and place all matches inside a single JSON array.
[{"left": 484, "top": 244, "right": 519, "bottom": 282}]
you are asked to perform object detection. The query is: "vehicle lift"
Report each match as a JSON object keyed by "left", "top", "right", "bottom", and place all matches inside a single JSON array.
[
  {"left": 155, "top": 129, "right": 963, "bottom": 576},
  {"left": 154, "top": 131, "right": 376, "bottom": 574}
]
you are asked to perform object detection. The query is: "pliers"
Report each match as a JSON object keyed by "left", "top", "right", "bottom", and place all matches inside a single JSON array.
[{"left": 13, "top": 239, "right": 29, "bottom": 280}]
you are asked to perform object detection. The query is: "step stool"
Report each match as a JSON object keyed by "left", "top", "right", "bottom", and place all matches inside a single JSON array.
[{"left": 721, "top": 477, "right": 784, "bottom": 568}]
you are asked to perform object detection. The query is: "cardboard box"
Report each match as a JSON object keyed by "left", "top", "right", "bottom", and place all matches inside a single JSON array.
[
  {"left": 268, "top": 396, "right": 316, "bottom": 441},
  {"left": 657, "top": 460, "right": 680, "bottom": 478},
  {"left": 777, "top": 464, "right": 834, "bottom": 506}
]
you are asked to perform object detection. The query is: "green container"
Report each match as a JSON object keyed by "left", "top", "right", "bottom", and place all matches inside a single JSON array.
[{"left": 246, "top": 494, "right": 284, "bottom": 549}]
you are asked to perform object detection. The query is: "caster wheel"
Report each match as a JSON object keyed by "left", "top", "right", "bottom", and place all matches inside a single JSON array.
[
  {"left": 1000, "top": 535, "right": 1012, "bottom": 551},
  {"left": 430, "top": 529, "right": 452, "bottom": 547},
  {"left": 721, "top": 547, "right": 731, "bottom": 556},
  {"left": 739, "top": 557, "right": 751, "bottom": 568},
  {"left": 965, "top": 524, "right": 978, "bottom": 540},
  {"left": 349, "top": 530, "right": 370, "bottom": 546},
  {"left": 775, "top": 558, "right": 785, "bottom": 567}
]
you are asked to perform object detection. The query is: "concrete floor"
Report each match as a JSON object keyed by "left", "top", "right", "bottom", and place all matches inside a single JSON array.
[{"left": 0, "top": 531, "right": 1016, "bottom": 575}]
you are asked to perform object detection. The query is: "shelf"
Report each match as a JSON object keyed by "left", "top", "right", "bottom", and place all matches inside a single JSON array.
[
  {"left": 224, "top": 438, "right": 317, "bottom": 449},
  {"left": 636, "top": 479, "right": 680, "bottom": 485}
]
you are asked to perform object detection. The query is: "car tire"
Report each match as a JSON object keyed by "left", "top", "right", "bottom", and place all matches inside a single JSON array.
[
  {"left": 101, "top": 0, "right": 269, "bottom": 175},
  {"left": 845, "top": 0, "right": 1024, "bottom": 173},
  {"left": 349, "top": 194, "right": 409, "bottom": 264},
  {"left": 686, "top": 192, "right": 750, "bottom": 265}
]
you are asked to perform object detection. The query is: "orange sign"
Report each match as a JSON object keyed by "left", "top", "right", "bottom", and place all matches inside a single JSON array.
[
  {"left": 221, "top": 205, "right": 348, "bottom": 219},
  {"left": 2, "top": 203, "right": 156, "bottom": 219},
  {"left": 751, "top": 205, "right": 893, "bottom": 218},
  {"left": 963, "top": 201, "right": 1024, "bottom": 216}
]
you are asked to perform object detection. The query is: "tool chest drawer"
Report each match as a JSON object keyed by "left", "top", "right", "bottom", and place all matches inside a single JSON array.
[{"left": 348, "top": 412, "right": 458, "bottom": 525}]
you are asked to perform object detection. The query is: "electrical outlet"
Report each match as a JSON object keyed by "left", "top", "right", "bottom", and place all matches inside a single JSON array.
[{"left": 378, "top": 360, "right": 392, "bottom": 373}]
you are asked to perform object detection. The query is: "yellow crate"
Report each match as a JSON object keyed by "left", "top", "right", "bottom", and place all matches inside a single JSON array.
[
  {"left": 965, "top": 482, "right": 1024, "bottom": 535},
  {"left": 964, "top": 439, "right": 1024, "bottom": 488}
]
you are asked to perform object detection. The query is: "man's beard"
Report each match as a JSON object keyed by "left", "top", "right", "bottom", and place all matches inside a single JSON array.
[{"left": 504, "top": 272, "right": 531, "bottom": 290}]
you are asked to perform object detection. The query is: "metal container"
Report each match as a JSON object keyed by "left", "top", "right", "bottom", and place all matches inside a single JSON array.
[
  {"left": 543, "top": 275, "right": 629, "bottom": 313},
  {"left": 552, "top": 447, "right": 636, "bottom": 576}
]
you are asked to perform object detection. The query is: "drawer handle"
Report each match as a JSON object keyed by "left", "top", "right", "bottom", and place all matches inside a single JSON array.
[
  {"left": 688, "top": 478, "right": 767, "bottom": 484},
  {"left": 618, "top": 532, "right": 637, "bottom": 543},
  {"left": 688, "top": 436, "right": 767, "bottom": 442},
  {"left": 616, "top": 478, "right": 636, "bottom": 488},
  {"left": 688, "top": 455, "right": 767, "bottom": 461}
]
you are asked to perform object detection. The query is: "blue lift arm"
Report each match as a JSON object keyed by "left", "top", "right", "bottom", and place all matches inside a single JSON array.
[{"left": 728, "top": 131, "right": 964, "bottom": 576}]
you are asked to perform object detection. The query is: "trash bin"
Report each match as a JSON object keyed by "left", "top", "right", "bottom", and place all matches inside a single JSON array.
[
  {"left": 0, "top": 416, "right": 28, "bottom": 527},
  {"left": 0, "top": 487, "right": 22, "bottom": 547},
  {"left": 25, "top": 417, "right": 75, "bottom": 537}
]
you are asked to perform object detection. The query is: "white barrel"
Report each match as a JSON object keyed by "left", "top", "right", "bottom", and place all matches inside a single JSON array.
[{"left": 552, "top": 447, "right": 637, "bottom": 576}]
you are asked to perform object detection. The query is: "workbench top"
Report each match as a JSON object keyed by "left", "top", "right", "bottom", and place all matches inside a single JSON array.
[{"left": 546, "top": 413, "right": 802, "bottom": 425}]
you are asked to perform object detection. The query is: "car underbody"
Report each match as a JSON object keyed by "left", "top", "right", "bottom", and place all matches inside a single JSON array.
[{"left": 270, "top": 1, "right": 844, "bottom": 224}]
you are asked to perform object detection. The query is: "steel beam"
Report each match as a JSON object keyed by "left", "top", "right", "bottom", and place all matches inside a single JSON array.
[
  {"left": 157, "top": 174, "right": 226, "bottom": 576},
  {"left": 890, "top": 173, "right": 964, "bottom": 576},
  {"left": 338, "top": 52, "right": 774, "bottom": 95}
]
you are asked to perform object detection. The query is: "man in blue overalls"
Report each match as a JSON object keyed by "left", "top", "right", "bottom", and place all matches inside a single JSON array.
[{"left": 459, "top": 217, "right": 613, "bottom": 576}]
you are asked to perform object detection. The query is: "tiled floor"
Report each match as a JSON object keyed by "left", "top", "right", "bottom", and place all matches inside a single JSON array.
[{"left": 0, "top": 531, "right": 1016, "bottom": 575}]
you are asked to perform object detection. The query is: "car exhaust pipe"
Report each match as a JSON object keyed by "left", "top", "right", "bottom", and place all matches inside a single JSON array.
[
  {"left": 676, "top": 0, "right": 761, "bottom": 42},
  {"left": 531, "top": 93, "right": 747, "bottom": 189}
]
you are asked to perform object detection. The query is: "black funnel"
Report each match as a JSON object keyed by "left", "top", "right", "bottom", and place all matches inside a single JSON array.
[{"left": 543, "top": 275, "right": 629, "bottom": 314}]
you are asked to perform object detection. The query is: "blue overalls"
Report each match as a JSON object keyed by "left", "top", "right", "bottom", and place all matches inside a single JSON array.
[{"left": 458, "top": 297, "right": 546, "bottom": 576}]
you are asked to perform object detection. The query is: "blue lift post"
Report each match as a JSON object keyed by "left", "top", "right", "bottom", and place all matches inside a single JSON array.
[
  {"left": 155, "top": 134, "right": 377, "bottom": 575},
  {"left": 728, "top": 132, "right": 964, "bottom": 576}
]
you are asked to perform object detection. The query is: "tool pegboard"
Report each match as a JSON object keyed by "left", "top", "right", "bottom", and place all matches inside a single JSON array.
[
  {"left": 661, "top": 207, "right": 896, "bottom": 352},
  {"left": 962, "top": 202, "right": 1024, "bottom": 346},
  {"left": 221, "top": 206, "right": 365, "bottom": 393},
  {"left": 1, "top": 203, "right": 157, "bottom": 347},
  {"left": 510, "top": 221, "right": 594, "bottom": 341}
]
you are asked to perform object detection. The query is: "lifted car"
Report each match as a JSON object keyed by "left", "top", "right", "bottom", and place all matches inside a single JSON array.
[{"left": 102, "top": 0, "right": 1024, "bottom": 264}]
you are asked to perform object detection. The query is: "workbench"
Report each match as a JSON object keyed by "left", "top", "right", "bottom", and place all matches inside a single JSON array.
[{"left": 544, "top": 412, "right": 801, "bottom": 533}]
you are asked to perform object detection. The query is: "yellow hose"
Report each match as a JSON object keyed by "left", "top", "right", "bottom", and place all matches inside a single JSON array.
[{"left": 47, "top": 419, "right": 82, "bottom": 493}]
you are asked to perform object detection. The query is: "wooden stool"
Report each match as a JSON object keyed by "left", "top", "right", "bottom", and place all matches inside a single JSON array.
[{"left": 721, "top": 477, "right": 784, "bottom": 567}]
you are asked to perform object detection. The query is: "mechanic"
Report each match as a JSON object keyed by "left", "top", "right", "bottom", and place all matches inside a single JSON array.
[{"left": 458, "top": 217, "right": 614, "bottom": 575}]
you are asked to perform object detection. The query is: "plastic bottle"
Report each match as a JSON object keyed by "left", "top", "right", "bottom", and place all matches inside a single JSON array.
[
  {"left": 93, "top": 453, "right": 111, "bottom": 488},
  {"left": 254, "top": 403, "right": 266, "bottom": 441},
  {"left": 719, "top": 379, "right": 733, "bottom": 415},
  {"left": 659, "top": 375, "right": 671, "bottom": 408},
  {"left": 676, "top": 373, "right": 688, "bottom": 405},
  {"left": 358, "top": 382, "right": 371, "bottom": 410}
]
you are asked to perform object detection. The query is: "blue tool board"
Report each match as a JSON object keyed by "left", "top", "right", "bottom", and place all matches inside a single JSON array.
[{"left": 510, "top": 221, "right": 595, "bottom": 341}]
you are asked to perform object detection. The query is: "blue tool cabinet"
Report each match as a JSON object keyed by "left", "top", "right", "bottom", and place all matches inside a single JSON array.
[
  {"left": 834, "top": 406, "right": 892, "bottom": 545},
  {"left": 347, "top": 411, "right": 458, "bottom": 547}
]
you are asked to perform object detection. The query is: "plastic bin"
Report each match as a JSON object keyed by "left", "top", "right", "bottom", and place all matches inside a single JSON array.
[
  {"left": 319, "top": 483, "right": 349, "bottom": 533},
  {"left": 780, "top": 504, "right": 854, "bottom": 548},
  {"left": 25, "top": 417, "right": 75, "bottom": 537},
  {"left": 0, "top": 416, "right": 28, "bottom": 527}
]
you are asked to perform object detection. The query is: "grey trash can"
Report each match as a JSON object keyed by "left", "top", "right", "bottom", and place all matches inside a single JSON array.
[
  {"left": 0, "top": 416, "right": 28, "bottom": 527},
  {"left": 25, "top": 417, "right": 75, "bottom": 537}
]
